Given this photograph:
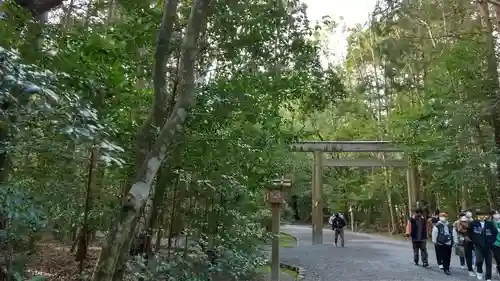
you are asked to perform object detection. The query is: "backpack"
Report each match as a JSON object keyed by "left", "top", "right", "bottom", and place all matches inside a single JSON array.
[
  {"left": 333, "top": 217, "right": 346, "bottom": 229},
  {"left": 436, "top": 223, "right": 453, "bottom": 245}
]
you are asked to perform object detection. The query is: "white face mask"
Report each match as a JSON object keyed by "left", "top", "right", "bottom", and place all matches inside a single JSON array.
[
  {"left": 460, "top": 216, "right": 468, "bottom": 221},
  {"left": 493, "top": 214, "right": 500, "bottom": 220},
  {"left": 466, "top": 212, "right": 472, "bottom": 218},
  {"left": 439, "top": 217, "right": 447, "bottom": 222}
]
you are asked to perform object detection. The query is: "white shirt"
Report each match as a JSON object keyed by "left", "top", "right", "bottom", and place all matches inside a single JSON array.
[{"left": 329, "top": 216, "right": 334, "bottom": 225}]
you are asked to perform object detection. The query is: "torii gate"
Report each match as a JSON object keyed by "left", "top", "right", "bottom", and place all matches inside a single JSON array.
[{"left": 290, "top": 141, "right": 417, "bottom": 245}]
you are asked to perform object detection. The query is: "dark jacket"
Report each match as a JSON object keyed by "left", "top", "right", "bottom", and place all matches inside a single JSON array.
[
  {"left": 430, "top": 217, "right": 439, "bottom": 225},
  {"left": 406, "top": 215, "right": 427, "bottom": 241},
  {"left": 468, "top": 220, "right": 498, "bottom": 249},
  {"left": 331, "top": 217, "right": 346, "bottom": 229}
]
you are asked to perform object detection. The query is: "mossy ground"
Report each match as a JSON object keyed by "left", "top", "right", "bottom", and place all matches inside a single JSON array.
[
  {"left": 256, "top": 232, "right": 298, "bottom": 280},
  {"left": 256, "top": 265, "right": 299, "bottom": 279}
]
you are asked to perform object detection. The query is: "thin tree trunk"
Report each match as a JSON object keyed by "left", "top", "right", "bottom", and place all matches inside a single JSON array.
[
  {"left": 63, "top": 0, "right": 75, "bottom": 29},
  {"left": 144, "top": 165, "right": 173, "bottom": 255},
  {"left": 458, "top": 140, "right": 468, "bottom": 210},
  {"left": 106, "top": 0, "right": 115, "bottom": 24},
  {"left": 76, "top": 144, "right": 99, "bottom": 272},
  {"left": 166, "top": 174, "right": 180, "bottom": 259}
]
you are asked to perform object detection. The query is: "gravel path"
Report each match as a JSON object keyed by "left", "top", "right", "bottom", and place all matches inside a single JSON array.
[{"left": 281, "top": 225, "right": 487, "bottom": 281}]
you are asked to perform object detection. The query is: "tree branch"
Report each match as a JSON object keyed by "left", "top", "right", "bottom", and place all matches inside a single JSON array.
[
  {"left": 15, "top": 0, "right": 63, "bottom": 15},
  {"left": 134, "top": 0, "right": 180, "bottom": 179}
]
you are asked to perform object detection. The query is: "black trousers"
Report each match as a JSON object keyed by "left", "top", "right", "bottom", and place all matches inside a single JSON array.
[
  {"left": 412, "top": 240, "right": 428, "bottom": 264},
  {"left": 434, "top": 244, "right": 441, "bottom": 265},
  {"left": 464, "top": 241, "right": 474, "bottom": 271},
  {"left": 475, "top": 246, "right": 493, "bottom": 280},
  {"left": 334, "top": 228, "right": 344, "bottom": 246},
  {"left": 435, "top": 244, "right": 452, "bottom": 271},
  {"left": 493, "top": 245, "right": 500, "bottom": 275}
]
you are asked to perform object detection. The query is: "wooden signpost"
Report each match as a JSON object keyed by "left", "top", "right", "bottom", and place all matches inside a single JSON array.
[{"left": 265, "top": 177, "right": 292, "bottom": 281}]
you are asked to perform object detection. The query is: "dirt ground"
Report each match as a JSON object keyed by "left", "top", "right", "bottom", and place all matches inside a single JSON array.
[{"left": 24, "top": 242, "right": 100, "bottom": 281}]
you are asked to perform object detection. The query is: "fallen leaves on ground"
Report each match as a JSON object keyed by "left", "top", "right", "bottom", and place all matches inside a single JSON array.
[{"left": 25, "top": 241, "right": 101, "bottom": 281}]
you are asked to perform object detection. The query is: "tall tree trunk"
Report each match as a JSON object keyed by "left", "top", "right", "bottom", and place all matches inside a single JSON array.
[
  {"left": 473, "top": 124, "right": 497, "bottom": 209},
  {"left": 133, "top": 0, "right": 180, "bottom": 182},
  {"left": 478, "top": 0, "right": 500, "bottom": 206},
  {"left": 458, "top": 139, "right": 468, "bottom": 210},
  {"left": 144, "top": 160, "right": 176, "bottom": 258},
  {"left": 90, "top": 1, "right": 211, "bottom": 280}
]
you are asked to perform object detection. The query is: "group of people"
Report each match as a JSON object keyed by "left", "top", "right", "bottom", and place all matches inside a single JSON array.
[
  {"left": 405, "top": 208, "right": 500, "bottom": 280},
  {"left": 328, "top": 212, "right": 347, "bottom": 247}
]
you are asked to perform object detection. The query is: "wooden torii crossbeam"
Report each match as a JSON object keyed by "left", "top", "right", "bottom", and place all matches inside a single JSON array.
[
  {"left": 290, "top": 140, "right": 401, "bottom": 152},
  {"left": 290, "top": 141, "right": 416, "bottom": 245}
]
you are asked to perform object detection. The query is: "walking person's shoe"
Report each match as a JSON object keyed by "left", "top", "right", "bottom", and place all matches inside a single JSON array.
[
  {"left": 476, "top": 273, "right": 483, "bottom": 280},
  {"left": 444, "top": 270, "right": 451, "bottom": 275},
  {"left": 422, "top": 262, "right": 429, "bottom": 267},
  {"left": 439, "top": 264, "right": 444, "bottom": 269},
  {"left": 469, "top": 271, "right": 476, "bottom": 277},
  {"left": 461, "top": 265, "right": 466, "bottom": 269}
]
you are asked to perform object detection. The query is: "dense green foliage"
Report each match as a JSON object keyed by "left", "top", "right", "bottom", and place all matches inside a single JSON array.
[
  {"left": 0, "top": 0, "right": 344, "bottom": 280},
  {"left": 1, "top": 0, "right": 500, "bottom": 280}
]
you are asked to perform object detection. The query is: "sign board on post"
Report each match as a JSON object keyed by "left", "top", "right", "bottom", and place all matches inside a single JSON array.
[
  {"left": 266, "top": 177, "right": 292, "bottom": 281},
  {"left": 267, "top": 189, "right": 285, "bottom": 204}
]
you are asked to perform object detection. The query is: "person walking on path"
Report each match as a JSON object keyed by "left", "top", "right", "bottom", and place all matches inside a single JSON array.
[
  {"left": 463, "top": 209, "right": 477, "bottom": 273},
  {"left": 453, "top": 211, "right": 474, "bottom": 275},
  {"left": 468, "top": 210, "right": 498, "bottom": 281},
  {"left": 428, "top": 209, "right": 441, "bottom": 268},
  {"left": 406, "top": 208, "right": 429, "bottom": 267},
  {"left": 329, "top": 213, "right": 346, "bottom": 247},
  {"left": 432, "top": 212, "right": 453, "bottom": 275},
  {"left": 490, "top": 210, "right": 500, "bottom": 278}
]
